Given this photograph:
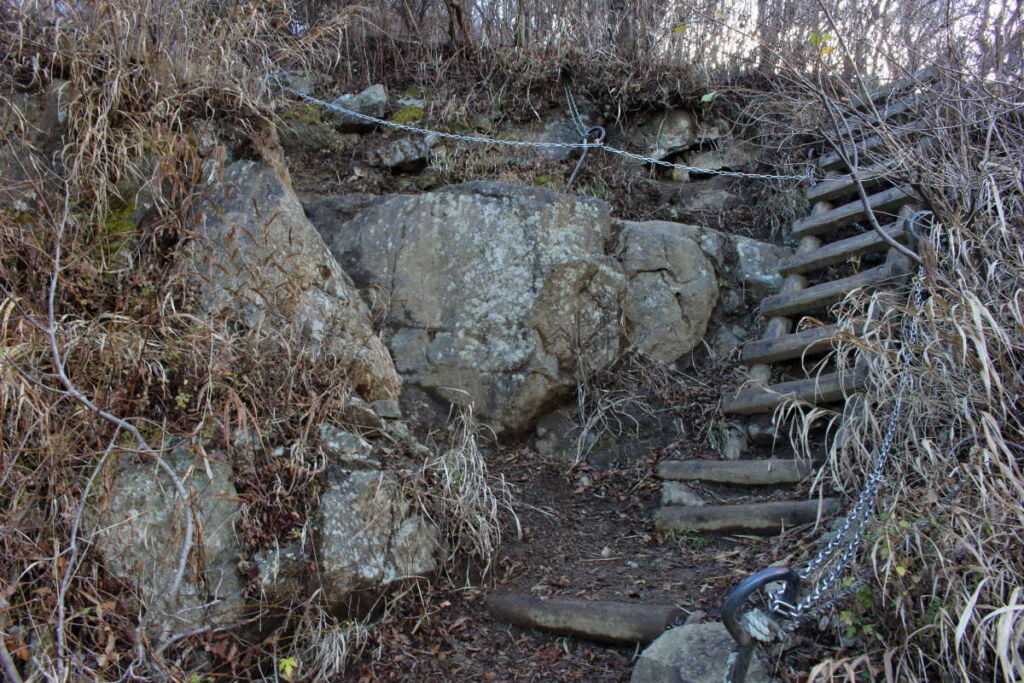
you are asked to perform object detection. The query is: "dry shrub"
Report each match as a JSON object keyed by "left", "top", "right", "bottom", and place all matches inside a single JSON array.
[
  {"left": 410, "top": 405, "right": 519, "bottom": 577},
  {"left": 777, "top": 67, "right": 1024, "bottom": 681}
]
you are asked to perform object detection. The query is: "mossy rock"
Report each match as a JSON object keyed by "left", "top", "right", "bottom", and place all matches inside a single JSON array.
[
  {"left": 390, "top": 105, "right": 425, "bottom": 125},
  {"left": 281, "top": 104, "right": 325, "bottom": 125},
  {"left": 278, "top": 108, "right": 357, "bottom": 155}
]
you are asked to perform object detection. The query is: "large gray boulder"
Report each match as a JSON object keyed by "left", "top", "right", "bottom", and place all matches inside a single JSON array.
[
  {"left": 317, "top": 468, "right": 439, "bottom": 605},
  {"left": 614, "top": 223, "right": 718, "bottom": 362},
  {"left": 615, "top": 220, "right": 790, "bottom": 302},
  {"left": 85, "top": 442, "right": 245, "bottom": 631},
  {"left": 309, "top": 182, "right": 625, "bottom": 434},
  {"left": 189, "top": 159, "right": 401, "bottom": 403},
  {"left": 631, "top": 622, "right": 772, "bottom": 683}
]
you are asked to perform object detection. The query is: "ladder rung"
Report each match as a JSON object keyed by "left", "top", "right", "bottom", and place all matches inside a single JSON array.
[
  {"left": 792, "top": 185, "right": 917, "bottom": 239},
  {"left": 658, "top": 458, "right": 812, "bottom": 485},
  {"left": 740, "top": 325, "right": 837, "bottom": 365},
  {"left": 654, "top": 499, "right": 841, "bottom": 533},
  {"left": 761, "top": 262, "right": 897, "bottom": 318},
  {"left": 806, "top": 169, "right": 887, "bottom": 204},
  {"left": 779, "top": 223, "right": 906, "bottom": 276},
  {"left": 722, "top": 371, "right": 865, "bottom": 415},
  {"left": 849, "top": 66, "right": 939, "bottom": 110}
]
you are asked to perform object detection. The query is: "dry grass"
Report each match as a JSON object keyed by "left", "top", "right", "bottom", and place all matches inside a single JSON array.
[
  {"left": 772, "top": 66, "right": 1024, "bottom": 682},
  {"left": 1, "top": 0, "right": 1021, "bottom": 679},
  {"left": 410, "top": 405, "right": 519, "bottom": 577}
]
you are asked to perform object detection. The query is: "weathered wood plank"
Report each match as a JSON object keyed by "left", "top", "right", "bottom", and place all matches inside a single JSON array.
[
  {"left": 740, "top": 325, "right": 837, "bottom": 365},
  {"left": 816, "top": 135, "right": 886, "bottom": 172},
  {"left": 654, "top": 499, "right": 841, "bottom": 533},
  {"left": 805, "top": 169, "right": 887, "bottom": 204},
  {"left": 792, "top": 185, "right": 917, "bottom": 238},
  {"left": 760, "top": 262, "right": 896, "bottom": 318},
  {"left": 721, "top": 371, "right": 865, "bottom": 415},
  {"left": 779, "top": 223, "right": 906, "bottom": 275},
  {"left": 658, "top": 459, "right": 813, "bottom": 485},
  {"left": 848, "top": 65, "right": 939, "bottom": 110},
  {"left": 485, "top": 594, "right": 682, "bottom": 645}
]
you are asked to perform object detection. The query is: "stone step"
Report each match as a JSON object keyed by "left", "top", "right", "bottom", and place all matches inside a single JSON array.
[
  {"left": 805, "top": 168, "right": 888, "bottom": 204},
  {"left": 654, "top": 498, "right": 841, "bottom": 534},
  {"left": 740, "top": 325, "right": 837, "bottom": 365},
  {"left": 658, "top": 459, "right": 812, "bottom": 486},
  {"left": 760, "top": 261, "right": 899, "bottom": 318},
  {"left": 779, "top": 222, "right": 907, "bottom": 275},
  {"left": 792, "top": 185, "right": 917, "bottom": 238},
  {"left": 721, "top": 371, "right": 865, "bottom": 415}
]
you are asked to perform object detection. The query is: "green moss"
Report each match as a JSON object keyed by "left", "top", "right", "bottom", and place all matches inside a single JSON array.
[
  {"left": 281, "top": 104, "right": 324, "bottom": 125},
  {"left": 95, "top": 197, "right": 138, "bottom": 262},
  {"left": 390, "top": 105, "right": 425, "bottom": 125},
  {"left": 402, "top": 85, "right": 424, "bottom": 99}
]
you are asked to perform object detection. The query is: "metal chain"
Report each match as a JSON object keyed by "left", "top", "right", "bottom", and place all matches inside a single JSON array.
[
  {"left": 275, "top": 83, "right": 814, "bottom": 183},
  {"left": 564, "top": 83, "right": 588, "bottom": 139},
  {"left": 769, "top": 250, "right": 930, "bottom": 623}
]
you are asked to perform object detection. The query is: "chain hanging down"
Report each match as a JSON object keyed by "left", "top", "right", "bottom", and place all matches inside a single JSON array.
[{"left": 721, "top": 211, "right": 936, "bottom": 683}]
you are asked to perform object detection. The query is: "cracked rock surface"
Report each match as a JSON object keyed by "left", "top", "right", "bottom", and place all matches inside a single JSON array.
[{"left": 308, "top": 182, "right": 625, "bottom": 434}]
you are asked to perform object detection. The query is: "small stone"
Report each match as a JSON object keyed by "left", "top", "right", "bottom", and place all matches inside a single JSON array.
[
  {"left": 278, "top": 70, "right": 322, "bottom": 96},
  {"left": 601, "top": 546, "right": 613, "bottom": 558},
  {"left": 370, "top": 399, "right": 402, "bottom": 420},
  {"left": 660, "top": 481, "right": 706, "bottom": 507},
  {"left": 318, "top": 424, "right": 381, "bottom": 469},
  {"left": 721, "top": 425, "right": 748, "bottom": 460},
  {"left": 329, "top": 84, "right": 388, "bottom": 132},
  {"left": 366, "top": 134, "right": 438, "bottom": 172},
  {"left": 631, "top": 622, "right": 773, "bottom": 683}
]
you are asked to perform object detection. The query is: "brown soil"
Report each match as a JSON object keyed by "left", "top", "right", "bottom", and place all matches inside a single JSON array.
[{"left": 346, "top": 438, "right": 826, "bottom": 682}]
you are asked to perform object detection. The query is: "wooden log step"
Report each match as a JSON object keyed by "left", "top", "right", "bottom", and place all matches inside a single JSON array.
[
  {"left": 793, "top": 185, "right": 917, "bottom": 238},
  {"left": 485, "top": 594, "right": 682, "bottom": 645},
  {"left": 816, "top": 135, "right": 886, "bottom": 172},
  {"left": 843, "top": 95, "right": 924, "bottom": 135},
  {"left": 654, "top": 498, "right": 841, "bottom": 534},
  {"left": 779, "top": 223, "right": 907, "bottom": 275},
  {"left": 721, "top": 371, "right": 865, "bottom": 415},
  {"left": 848, "top": 65, "right": 939, "bottom": 110},
  {"left": 740, "top": 325, "right": 837, "bottom": 365},
  {"left": 806, "top": 168, "right": 888, "bottom": 204},
  {"left": 760, "top": 262, "right": 898, "bottom": 318},
  {"left": 658, "top": 459, "right": 812, "bottom": 485}
]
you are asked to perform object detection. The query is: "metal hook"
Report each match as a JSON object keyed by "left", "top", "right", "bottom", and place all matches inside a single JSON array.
[{"left": 721, "top": 567, "right": 800, "bottom": 683}]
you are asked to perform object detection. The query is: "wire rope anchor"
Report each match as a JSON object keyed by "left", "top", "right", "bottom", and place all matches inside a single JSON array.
[
  {"left": 567, "top": 126, "right": 606, "bottom": 189},
  {"left": 721, "top": 567, "right": 800, "bottom": 683}
]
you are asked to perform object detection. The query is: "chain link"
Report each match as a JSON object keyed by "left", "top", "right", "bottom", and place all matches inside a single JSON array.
[
  {"left": 276, "top": 83, "right": 814, "bottom": 183},
  {"left": 768, "top": 212, "right": 933, "bottom": 624}
]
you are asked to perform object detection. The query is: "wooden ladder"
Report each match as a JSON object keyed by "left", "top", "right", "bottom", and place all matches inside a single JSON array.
[{"left": 655, "top": 69, "right": 936, "bottom": 536}]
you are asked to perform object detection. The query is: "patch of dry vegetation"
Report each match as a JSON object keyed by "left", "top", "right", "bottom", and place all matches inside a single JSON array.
[
  {"left": 775, "top": 69, "right": 1024, "bottom": 681},
  {"left": 1, "top": 0, "right": 1021, "bottom": 680}
]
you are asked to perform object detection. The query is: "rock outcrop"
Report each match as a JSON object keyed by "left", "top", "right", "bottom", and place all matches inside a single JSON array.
[
  {"left": 624, "top": 110, "right": 698, "bottom": 161},
  {"left": 614, "top": 222, "right": 718, "bottom": 362},
  {"left": 317, "top": 467, "right": 439, "bottom": 605},
  {"left": 85, "top": 441, "right": 245, "bottom": 630},
  {"left": 189, "top": 159, "right": 401, "bottom": 402},
  {"left": 309, "top": 182, "right": 625, "bottom": 434}
]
